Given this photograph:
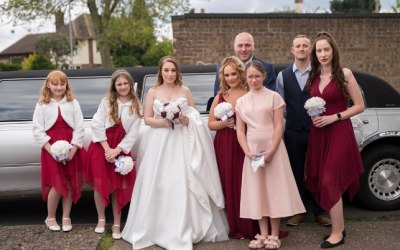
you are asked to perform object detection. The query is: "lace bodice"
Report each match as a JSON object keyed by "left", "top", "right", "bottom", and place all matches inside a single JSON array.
[{"left": 153, "top": 96, "right": 188, "bottom": 119}]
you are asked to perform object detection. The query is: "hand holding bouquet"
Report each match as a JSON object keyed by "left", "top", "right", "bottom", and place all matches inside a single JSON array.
[
  {"left": 51, "top": 140, "right": 72, "bottom": 165},
  {"left": 214, "top": 102, "right": 236, "bottom": 129},
  {"left": 161, "top": 102, "right": 182, "bottom": 129},
  {"left": 304, "top": 97, "right": 326, "bottom": 118},
  {"left": 114, "top": 156, "right": 135, "bottom": 175}
]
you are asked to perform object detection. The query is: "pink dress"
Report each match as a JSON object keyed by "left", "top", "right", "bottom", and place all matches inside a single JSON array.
[
  {"left": 235, "top": 88, "right": 305, "bottom": 219},
  {"left": 85, "top": 121, "right": 136, "bottom": 212},
  {"left": 41, "top": 109, "right": 86, "bottom": 204},
  {"left": 213, "top": 94, "right": 258, "bottom": 239}
]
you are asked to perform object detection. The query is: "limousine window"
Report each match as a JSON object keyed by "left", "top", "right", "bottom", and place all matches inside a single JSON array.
[
  {"left": 142, "top": 73, "right": 216, "bottom": 113},
  {"left": 0, "top": 77, "right": 109, "bottom": 122}
]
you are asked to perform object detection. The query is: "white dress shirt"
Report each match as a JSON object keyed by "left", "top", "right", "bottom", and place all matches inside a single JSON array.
[
  {"left": 32, "top": 97, "right": 85, "bottom": 148},
  {"left": 91, "top": 97, "right": 141, "bottom": 154}
]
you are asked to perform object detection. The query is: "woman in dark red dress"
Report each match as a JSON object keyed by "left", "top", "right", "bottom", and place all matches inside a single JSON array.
[
  {"left": 33, "top": 70, "right": 86, "bottom": 232},
  {"left": 208, "top": 56, "right": 256, "bottom": 239},
  {"left": 86, "top": 70, "right": 142, "bottom": 239},
  {"left": 305, "top": 32, "right": 365, "bottom": 249}
]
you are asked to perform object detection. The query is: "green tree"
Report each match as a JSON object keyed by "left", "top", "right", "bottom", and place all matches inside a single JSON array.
[
  {"left": 22, "top": 53, "right": 55, "bottom": 70},
  {"left": 141, "top": 39, "right": 173, "bottom": 66},
  {"left": 392, "top": 0, "right": 400, "bottom": 12},
  {"left": 330, "top": 0, "right": 381, "bottom": 13},
  {"left": 35, "top": 34, "right": 71, "bottom": 68},
  {"left": 0, "top": 0, "right": 189, "bottom": 67}
]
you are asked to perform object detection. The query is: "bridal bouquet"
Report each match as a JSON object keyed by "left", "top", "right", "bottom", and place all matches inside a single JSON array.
[
  {"left": 160, "top": 102, "right": 182, "bottom": 129},
  {"left": 214, "top": 102, "right": 236, "bottom": 129},
  {"left": 51, "top": 140, "right": 72, "bottom": 164},
  {"left": 304, "top": 97, "right": 326, "bottom": 118},
  {"left": 114, "top": 156, "right": 135, "bottom": 175}
]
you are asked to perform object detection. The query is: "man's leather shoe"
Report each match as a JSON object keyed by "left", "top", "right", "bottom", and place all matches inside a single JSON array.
[
  {"left": 315, "top": 215, "right": 332, "bottom": 227},
  {"left": 286, "top": 214, "right": 304, "bottom": 226}
]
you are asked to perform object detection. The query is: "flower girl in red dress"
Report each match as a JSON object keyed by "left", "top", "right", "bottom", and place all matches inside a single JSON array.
[
  {"left": 33, "top": 70, "right": 86, "bottom": 232},
  {"left": 85, "top": 69, "right": 142, "bottom": 240}
]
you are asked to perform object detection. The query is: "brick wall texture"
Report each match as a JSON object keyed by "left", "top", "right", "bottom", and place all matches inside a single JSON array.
[{"left": 172, "top": 13, "right": 400, "bottom": 92}]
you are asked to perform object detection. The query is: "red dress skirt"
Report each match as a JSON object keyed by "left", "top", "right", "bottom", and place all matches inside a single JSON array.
[
  {"left": 41, "top": 110, "right": 86, "bottom": 204},
  {"left": 85, "top": 122, "right": 136, "bottom": 212},
  {"left": 213, "top": 94, "right": 258, "bottom": 239}
]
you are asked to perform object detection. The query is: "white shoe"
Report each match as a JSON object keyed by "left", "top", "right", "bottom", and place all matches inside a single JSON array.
[
  {"left": 112, "top": 225, "right": 121, "bottom": 240},
  {"left": 62, "top": 218, "right": 72, "bottom": 232},
  {"left": 94, "top": 218, "right": 106, "bottom": 234},
  {"left": 45, "top": 218, "right": 61, "bottom": 231}
]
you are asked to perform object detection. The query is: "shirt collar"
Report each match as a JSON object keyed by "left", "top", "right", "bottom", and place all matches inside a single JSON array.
[{"left": 292, "top": 63, "right": 311, "bottom": 74}]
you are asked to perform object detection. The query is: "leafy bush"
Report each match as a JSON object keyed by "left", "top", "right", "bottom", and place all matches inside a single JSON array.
[
  {"left": 0, "top": 63, "right": 22, "bottom": 71},
  {"left": 22, "top": 53, "right": 55, "bottom": 70}
]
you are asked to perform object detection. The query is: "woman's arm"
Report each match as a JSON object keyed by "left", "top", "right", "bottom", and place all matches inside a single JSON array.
[
  {"left": 264, "top": 106, "right": 285, "bottom": 163},
  {"left": 236, "top": 112, "right": 254, "bottom": 160}
]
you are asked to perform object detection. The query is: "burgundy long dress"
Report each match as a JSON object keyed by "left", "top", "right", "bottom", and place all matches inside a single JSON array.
[
  {"left": 306, "top": 74, "right": 364, "bottom": 211},
  {"left": 41, "top": 109, "right": 86, "bottom": 204},
  {"left": 213, "top": 94, "right": 258, "bottom": 239},
  {"left": 86, "top": 121, "right": 136, "bottom": 212}
]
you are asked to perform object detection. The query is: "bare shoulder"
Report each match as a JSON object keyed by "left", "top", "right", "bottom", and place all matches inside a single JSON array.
[{"left": 343, "top": 68, "right": 354, "bottom": 78}]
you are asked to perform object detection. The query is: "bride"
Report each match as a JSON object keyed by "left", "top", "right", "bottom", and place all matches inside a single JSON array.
[{"left": 121, "top": 56, "right": 228, "bottom": 249}]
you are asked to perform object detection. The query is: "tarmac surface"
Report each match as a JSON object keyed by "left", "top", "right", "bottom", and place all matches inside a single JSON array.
[{"left": 2, "top": 219, "right": 399, "bottom": 250}]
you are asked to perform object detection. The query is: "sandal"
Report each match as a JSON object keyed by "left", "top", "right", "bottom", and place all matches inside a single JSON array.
[
  {"left": 248, "top": 234, "right": 266, "bottom": 249},
  {"left": 264, "top": 235, "right": 281, "bottom": 249}
]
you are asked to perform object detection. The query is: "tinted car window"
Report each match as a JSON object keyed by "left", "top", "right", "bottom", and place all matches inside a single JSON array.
[
  {"left": 142, "top": 73, "right": 215, "bottom": 113},
  {"left": 0, "top": 77, "right": 110, "bottom": 121}
]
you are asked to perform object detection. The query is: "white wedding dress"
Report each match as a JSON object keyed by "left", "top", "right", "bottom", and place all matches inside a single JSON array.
[{"left": 121, "top": 96, "right": 228, "bottom": 250}]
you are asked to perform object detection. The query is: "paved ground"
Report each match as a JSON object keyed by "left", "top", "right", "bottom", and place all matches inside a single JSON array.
[
  {"left": 110, "top": 220, "right": 400, "bottom": 250},
  {"left": 1, "top": 220, "right": 399, "bottom": 249}
]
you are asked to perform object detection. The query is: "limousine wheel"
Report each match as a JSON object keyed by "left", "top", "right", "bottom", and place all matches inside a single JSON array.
[{"left": 358, "top": 144, "right": 400, "bottom": 211}]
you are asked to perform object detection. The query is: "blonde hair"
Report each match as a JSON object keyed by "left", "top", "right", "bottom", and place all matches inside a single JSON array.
[
  {"left": 218, "top": 56, "right": 248, "bottom": 95},
  {"left": 107, "top": 69, "right": 142, "bottom": 124},
  {"left": 39, "top": 70, "right": 74, "bottom": 104}
]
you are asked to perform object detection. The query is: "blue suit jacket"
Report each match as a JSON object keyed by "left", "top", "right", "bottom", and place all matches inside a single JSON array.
[{"left": 213, "top": 56, "right": 276, "bottom": 95}]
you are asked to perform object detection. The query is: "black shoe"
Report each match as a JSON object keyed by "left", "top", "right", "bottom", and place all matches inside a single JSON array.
[
  {"left": 323, "top": 230, "right": 346, "bottom": 241},
  {"left": 320, "top": 238, "right": 345, "bottom": 249}
]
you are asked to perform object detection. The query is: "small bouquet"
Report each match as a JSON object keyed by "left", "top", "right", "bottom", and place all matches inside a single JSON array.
[
  {"left": 161, "top": 102, "right": 182, "bottom": 129},
  {"left": 214, "top": 102, "right": 236, "bottom": 129},
  {"left": 51, "top": 140, "right": 72, "bottom": 164},
  {"left": 304, "top": 97, "right": 326, "bottom": 118},
  {"left": 114, "top": 156, "right": 135, "bottom": 175}
]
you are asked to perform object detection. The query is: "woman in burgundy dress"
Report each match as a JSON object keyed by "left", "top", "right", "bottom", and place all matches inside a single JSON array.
[
  {"left": 86, "top": 70, "right": 142, "bottom": 239},
  {"left": 33, "top": 70, "right": 86, "bottom": 232},
  {"left": 305, "top": 32, "right": 365, "bottom": 249},
  {"left": 208, "top": 56, "right": 256, "bottom": 239}
]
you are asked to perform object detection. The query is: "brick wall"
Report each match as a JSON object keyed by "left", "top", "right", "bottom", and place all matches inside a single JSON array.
[{"left": 172, "top": 13, "right": 400, "bottom": 92}]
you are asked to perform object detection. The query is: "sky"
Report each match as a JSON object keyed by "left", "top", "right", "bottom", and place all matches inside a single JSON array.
[{"left": 0, "top": 0, "right": 397, "bottom": 52}]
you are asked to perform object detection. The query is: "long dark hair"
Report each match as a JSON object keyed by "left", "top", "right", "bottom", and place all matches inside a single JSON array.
[{"left": 306, "top": 31, "right": 348, "bottom": 97}]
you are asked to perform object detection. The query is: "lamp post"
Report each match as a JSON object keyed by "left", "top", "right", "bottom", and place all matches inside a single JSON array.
[{"left": 68, "top": 0, "right": 74, "bottom": 68}]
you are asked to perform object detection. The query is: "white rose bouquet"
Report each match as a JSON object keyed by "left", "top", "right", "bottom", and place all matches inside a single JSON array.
[
  {"left": 160, "top": 102, "right": 182, "bottom": 129},
  {"left": 114, "top": 156, "right": 135, "bottom": 175},
  {"left": 214, "top": 102, "right": 236, "bottom": 129},
  {"left": 304, "top": 97, "right": 326, "bottom": 118},
  {"left": 51, "top": 140, "right": 72, "bottom": 164}
]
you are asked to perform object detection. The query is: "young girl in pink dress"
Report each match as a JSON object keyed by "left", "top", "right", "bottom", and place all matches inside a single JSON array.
[
  {"left": 86, "top": 69, "right": 141, "bottom": 240},
  {"left": 33, "top": 70, "right": 86, "bottom": 232},
  {"left": 236, "top": 61, "right": 305, "bottom": 249}
]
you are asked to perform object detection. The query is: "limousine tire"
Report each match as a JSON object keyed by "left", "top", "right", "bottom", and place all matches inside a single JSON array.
[{"left": 357, "top": 144, "right": 400, "bottom": 211}]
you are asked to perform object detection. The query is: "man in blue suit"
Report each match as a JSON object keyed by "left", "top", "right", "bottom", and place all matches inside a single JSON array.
[{"left": 213, "top": 32, "right": 276, "bottom": 95}]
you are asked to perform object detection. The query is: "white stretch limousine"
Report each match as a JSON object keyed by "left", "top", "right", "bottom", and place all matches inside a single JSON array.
[{"left": 0, "top": 65, "right": 399, "bottom": 211}]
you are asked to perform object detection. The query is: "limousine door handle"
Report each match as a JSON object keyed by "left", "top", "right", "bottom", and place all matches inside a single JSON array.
[{"left": 362, "top": 119, "right": 369, "bottom": 124}]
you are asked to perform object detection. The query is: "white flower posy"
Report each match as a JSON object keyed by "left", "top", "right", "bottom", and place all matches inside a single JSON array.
[
  {"left": 114, "top": 156, "right": 135, "bottom": 175},
  {"left": 304, "top": 97, "right": 326, "bottom": 118},
  {"left": 51, "top": 140, "right": 72, "bottom": 164},
  {"left": 214, "top": 102, "right": 236, "bottom": 129}
]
